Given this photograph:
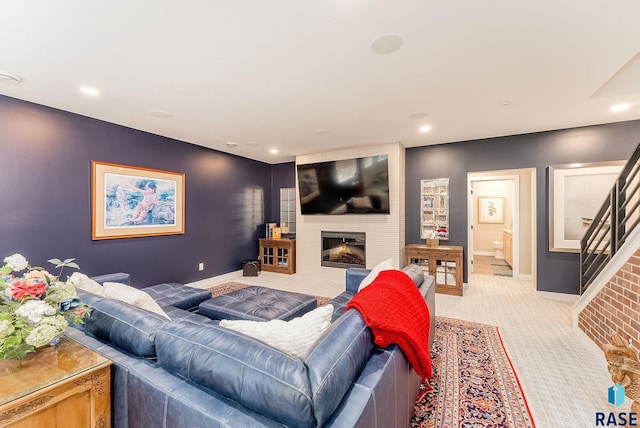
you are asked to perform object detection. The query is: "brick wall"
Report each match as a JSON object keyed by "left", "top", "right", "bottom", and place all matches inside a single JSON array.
[{"left": 579, "top": 248, "right": 640, "bottom": 350}]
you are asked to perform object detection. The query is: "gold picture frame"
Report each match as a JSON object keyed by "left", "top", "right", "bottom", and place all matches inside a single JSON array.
[{"left": 92, "top": 161, "right": 185, "bottom": 240}]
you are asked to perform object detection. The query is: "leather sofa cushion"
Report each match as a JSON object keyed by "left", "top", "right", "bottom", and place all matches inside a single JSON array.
[
  {"left": 305, "top": 309, "right": 375, "bottom": 426},
  {"left": 141, "top": 282, "right": 212, "bottom": 311},
  {"left": 346, "top": 268, "right": 369, "bottom": 294},
  {"left": 90, "top": 272, "right": 131, "bottom": 285},
  {"left": 84, "top": 297, "right": 170, "bottom": 358},
  {"left": 327, "top": 291, "right": 354, "bottom": 321},
  {"left": 76, "top": 288, "right": 104, "bottom": 307},
  {"left": 198, "top": 286, "right": 317, "bottom": 321},
  {"left": 156, "top": 319, "right": 315, "bottom": 428}
]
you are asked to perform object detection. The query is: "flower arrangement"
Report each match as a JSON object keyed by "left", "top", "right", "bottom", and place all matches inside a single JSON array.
[{"left": 0, "top": 254, "right": 90, "bottom": 360}]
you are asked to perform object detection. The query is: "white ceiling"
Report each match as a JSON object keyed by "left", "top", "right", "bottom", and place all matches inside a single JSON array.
[{"left": 2, "top": 1, "right": 640, "bottom": 164}]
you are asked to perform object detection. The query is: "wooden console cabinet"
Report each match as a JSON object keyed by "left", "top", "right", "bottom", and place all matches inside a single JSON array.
[
  {"left": 259, "top": 238, "right": 296, "bottom": 274},
  {"left": 0, "top": 336, "right": 112, "bottom": 427},
  {"left": 404, "top": 244, "right": 463, "bottom": 296}
]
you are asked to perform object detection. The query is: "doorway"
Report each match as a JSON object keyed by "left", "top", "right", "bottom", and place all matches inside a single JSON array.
[{"left": 467, "top": 169, "right": 536, "bottom": 284}]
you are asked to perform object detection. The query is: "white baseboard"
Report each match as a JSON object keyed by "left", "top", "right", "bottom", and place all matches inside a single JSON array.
[
  {"left": 473, "top": 251, "right": 496, "bottom": 256},
  {"left": 186, "top": 270, "right": 243, "bottom": 289},
  {"left": 536, "top": 290, "right": 579, "bottom": 302},
  {"left": 516, "top": 274, "right": 534, "bottom": 281}
]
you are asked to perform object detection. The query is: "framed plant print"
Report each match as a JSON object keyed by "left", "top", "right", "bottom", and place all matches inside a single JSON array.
[
  {"left": 478, "top": 196, "right": 504, "bottom": 224},
  {"left": 548, "top": 161, "right": 624, "bottom": 252},
  {"left": 92, "top": 161, "right": 185, "bottom": 240}
]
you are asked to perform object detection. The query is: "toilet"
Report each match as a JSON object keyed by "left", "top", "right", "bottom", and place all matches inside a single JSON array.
[{"left": 493, "top": 240, "right": 504, "bottom": 259}]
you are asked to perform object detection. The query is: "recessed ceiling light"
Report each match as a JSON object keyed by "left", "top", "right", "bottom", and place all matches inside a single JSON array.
[
  {"left": 0, "top": 71, "right": 22, "bottom": 83},
  {"left": 610, "top": 103, "right": 630, "bottom": 113},
  {"left": 419, "top": 125, "right": 432, "bottom": 133},
  {"left": 500, "top": 100, "right": 512, "bottom": 108},
  {"left": 150, "top": 110, "right": 173, "bottom": 118},
  {"left": 226, "top": 142, "right": 237, "bottom": 148},
  {"left": 270, "top": 149, "right": 279, "bottom": 154},
  {"left": 409, "top": 112, "right": 428, "bottom": 120},
  {"left": 80, "top": 86, "right": 100, "bottom": 96},
  {"left": 246, "top": 141, "right": 260, "bottom": 147},
  {"left": 371, "top": 34, "right": 403, "bottom": 55}
]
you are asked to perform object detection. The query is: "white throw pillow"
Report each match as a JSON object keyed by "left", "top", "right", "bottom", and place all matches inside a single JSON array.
[
  {"left": 358, "top": 258, "right": 394, "bottom": 291},
  {"left": 70, "top": 272, "right": 105, "bottom": 296},
  {"left": 219, "top": 304, "right": 334, "bottom": 359},
  {"left": 103, "top": 282, "right": 171, "bottom": 320}
]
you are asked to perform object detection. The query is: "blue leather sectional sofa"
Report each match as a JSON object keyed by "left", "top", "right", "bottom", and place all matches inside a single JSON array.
[{"left": 66, "top": 265, "right": 435, "bottom": 427}]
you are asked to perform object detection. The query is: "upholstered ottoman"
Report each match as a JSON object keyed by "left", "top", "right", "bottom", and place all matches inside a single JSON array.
[
  {"left": 142, "top": 282, "right": 212, "bottom": 311},
  {"left": 198, "top": 286, "right": 317, "bottom": 321}
]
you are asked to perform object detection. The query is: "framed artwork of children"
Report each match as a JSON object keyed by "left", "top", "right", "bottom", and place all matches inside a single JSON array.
[{"left": 92, "top": 161, "right": 185, "bottom": 240}]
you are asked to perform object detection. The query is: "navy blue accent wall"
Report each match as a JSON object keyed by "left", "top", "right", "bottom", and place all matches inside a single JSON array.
[
  {"left": 0, "top": 95, "right": 272, "bottom": 287},
  {"left": 406, "top": 120, "right": 640, "bottom": 294},
  {"left": 269, "top": 162, "right": 296, "bottom": 223}
]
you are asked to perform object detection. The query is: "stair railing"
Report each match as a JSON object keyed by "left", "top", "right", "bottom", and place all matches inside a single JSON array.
[{"left": 580, "top": 142, "right": 640, "bottom": 294}]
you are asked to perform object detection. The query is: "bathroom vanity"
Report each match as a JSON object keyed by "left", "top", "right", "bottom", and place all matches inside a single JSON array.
[{"left": 503, "top": 229, "right": 513, "bottom": 267}]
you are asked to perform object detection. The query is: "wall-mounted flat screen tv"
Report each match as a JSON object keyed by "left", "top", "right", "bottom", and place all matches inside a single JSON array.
[{"left": 297, "top": 155, "right": 390, "bottom": 215}]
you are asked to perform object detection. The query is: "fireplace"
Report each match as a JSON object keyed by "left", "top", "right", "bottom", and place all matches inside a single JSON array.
[{"left": 321, "top": 231, "right": 366, "bottom": 269}]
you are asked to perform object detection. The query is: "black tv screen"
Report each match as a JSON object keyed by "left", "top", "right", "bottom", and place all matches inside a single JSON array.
[{"left": 297, "top": 155, "right": 390, "bottom": 215}]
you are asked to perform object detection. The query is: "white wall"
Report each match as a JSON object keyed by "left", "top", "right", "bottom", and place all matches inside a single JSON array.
[
  {"left": 472, "top": 180, "right": 514, "bottom": 253},
  {"left": 295, "top": 143, "right": 405, "bottom": 280}
]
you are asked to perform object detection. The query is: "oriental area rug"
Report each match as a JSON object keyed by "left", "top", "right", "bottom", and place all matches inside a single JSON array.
[
  {"left": 208, "top": 283, "right": 535, "bottom": 428},
  {"left": 411, "top": 317, "right": 535, "bottom": 428}
]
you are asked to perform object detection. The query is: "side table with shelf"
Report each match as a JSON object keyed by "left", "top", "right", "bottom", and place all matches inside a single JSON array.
[
  {"left": 259, "top": 238, "right": 296, "bottom": 274},
  {"left": 0, "top": 336, "right": 112, "bottom": 427},
  {"left": 404, "top": 244, "right": 463, "bottom": 296}
]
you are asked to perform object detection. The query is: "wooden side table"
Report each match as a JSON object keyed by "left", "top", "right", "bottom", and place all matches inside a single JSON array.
[
  {"left": 404, "top": 244, "right": 464, "bottom": 296},
  {"left": 259, "top": 238, "right": 296, "bottom": 274},
  {"left": 0, "top": 336, "right": 112, "bottom": 427}
]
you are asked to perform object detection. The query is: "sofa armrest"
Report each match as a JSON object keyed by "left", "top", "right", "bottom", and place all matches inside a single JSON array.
[
  {"left": 420, "top": 275, "right": 436, "bottom": 351},
  {"left": 91, "top": 272, "right": 130, "bottom": 285},
  {"left": 84, "top": 297, "right": 169, "bottom": 358},
  {"left": 346, "top": 268, "right": 370, "bottom": 293}
]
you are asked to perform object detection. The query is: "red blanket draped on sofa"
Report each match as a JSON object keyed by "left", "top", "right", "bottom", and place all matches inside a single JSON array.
[{"left": 346, "top": 269, "right": 432, "bottom": 379}]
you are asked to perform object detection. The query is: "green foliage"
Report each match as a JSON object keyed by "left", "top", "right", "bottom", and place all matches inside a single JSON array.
[
  {"left": 1, "top": 255, "right": 89, "bottom": 360},
  {"left": 1, "top": 342, "right": 35, "bottom": 360},
  {"left": 48, "top": 258, "right": 80, "bottom": 270}
]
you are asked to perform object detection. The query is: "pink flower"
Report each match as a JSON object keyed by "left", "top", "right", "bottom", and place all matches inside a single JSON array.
[{"left": 10, "top": 280, "right": 47, "bottom": 300}]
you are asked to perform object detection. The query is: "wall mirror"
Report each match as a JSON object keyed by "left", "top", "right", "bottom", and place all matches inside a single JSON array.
[{"left": 420, "top": 178, "right": 449, "bottom": 240}]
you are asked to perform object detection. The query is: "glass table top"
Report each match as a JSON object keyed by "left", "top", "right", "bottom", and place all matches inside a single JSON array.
[{"left": 0, "top": 335, "right": 110, "bottom": 405}]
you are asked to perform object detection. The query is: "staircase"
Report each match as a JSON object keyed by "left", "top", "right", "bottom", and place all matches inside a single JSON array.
[{"left": 573, "top": 142, "right": 640, "bottom": 339}]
